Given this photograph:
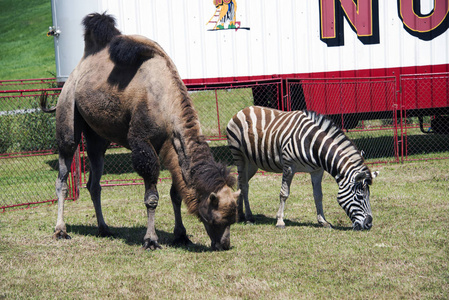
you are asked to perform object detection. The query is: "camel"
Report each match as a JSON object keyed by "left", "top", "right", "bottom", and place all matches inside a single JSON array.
[{"left": 41, "top": 13, "right": 239, "bottom": 251}]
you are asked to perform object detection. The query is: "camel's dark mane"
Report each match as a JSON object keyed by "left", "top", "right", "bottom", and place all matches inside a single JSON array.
[{"left": 189, "top": 138, "right": 236, "bottom": 194}]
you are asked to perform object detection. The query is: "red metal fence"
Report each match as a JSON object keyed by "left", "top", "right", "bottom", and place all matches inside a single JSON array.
[{"left": 1, "top": 75, "right": 448, "bottom": 211}]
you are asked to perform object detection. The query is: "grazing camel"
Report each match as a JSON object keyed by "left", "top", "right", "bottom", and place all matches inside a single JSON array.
[{"left": 41, "top": 13, "right": 239, "bottom": 251}]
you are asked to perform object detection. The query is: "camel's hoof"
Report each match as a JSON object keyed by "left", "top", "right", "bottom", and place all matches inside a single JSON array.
[
  {"left": 142, "top": 239, "right": 162, "bottom": 250},
  {"left": 98, "top": 230, "right": 115, "bottom": 238},
  {"left": 172, "top": 235, "right": 193, "bottom": 247},
  {"left": 237, "top": 215, "right": 246, "bottom": 223},
  {"left": 238, "top": 215, "right": 255, "bottom": 224},
  {"left": 275, "top": 224, "right": 286, "bottom": 229}
]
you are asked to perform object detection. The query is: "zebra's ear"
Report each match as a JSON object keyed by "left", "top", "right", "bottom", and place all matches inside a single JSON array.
[
  {"left": 354, "top": 172, "right": 367, "bottom": 182},
  {"left": 371, "top": 171, "right": 379, "bottom": 178}
]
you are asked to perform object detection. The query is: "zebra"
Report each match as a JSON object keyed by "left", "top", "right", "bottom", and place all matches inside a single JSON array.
[{"left": 226, "top": 106, "right": 379, "bottom": 230}]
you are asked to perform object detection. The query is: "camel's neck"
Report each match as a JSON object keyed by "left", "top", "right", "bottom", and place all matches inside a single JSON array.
[{"left": 160, "top": 91, "right": 215, "bottom": 215}]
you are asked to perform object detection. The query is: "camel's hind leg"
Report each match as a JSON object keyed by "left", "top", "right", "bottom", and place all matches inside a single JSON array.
[
  {"left": 53, "top": 97, "right": 83, "bottom": 239},
  {"left": 84, "top": 127, "right": 111, "bottom": 236},
  {"left": 54, "top": 152, "right": 77, "bottom": 239},
  {"left": 129, "top": 137, "right": 161, "bottom": 250}
]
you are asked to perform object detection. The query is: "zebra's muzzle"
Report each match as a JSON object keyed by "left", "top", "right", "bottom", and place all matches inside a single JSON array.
[{"left": 353, "top": 215, "right": 373, "bottom": 231}]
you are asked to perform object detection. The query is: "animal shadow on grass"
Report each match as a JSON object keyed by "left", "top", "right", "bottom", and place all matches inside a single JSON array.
[
  {"left": 250, "top": 214, "right": 353, "bottom": 231},
  {"left": 67, "top": 224, "right": 211, "bottom": 252}
]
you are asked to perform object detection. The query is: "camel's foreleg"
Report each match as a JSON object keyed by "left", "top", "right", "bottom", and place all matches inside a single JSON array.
[
  {"left": 170, "top": 185, "right": 192, "bottom": 246},
  {"left": 130, "top": 138, "right": 162, "bottom": 250}
]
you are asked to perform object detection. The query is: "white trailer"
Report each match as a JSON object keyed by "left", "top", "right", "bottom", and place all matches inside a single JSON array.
[{"left": 49, "top": 0, "right": 449, "bottom": 129}]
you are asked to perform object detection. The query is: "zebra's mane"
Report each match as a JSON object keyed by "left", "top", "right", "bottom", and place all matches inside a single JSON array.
[
  {"left": 304, "top": 110, "right": 345, "bottom": 138},
  {"left": 304, "top": 110, "right": 367, "bottom": 174}
]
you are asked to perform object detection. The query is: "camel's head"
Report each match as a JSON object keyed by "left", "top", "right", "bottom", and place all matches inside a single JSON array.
[{"left": 198, "top": 185, "right": 240, "bottom": 251}]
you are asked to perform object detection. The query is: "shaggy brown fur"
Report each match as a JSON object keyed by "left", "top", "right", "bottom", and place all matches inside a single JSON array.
[{"left": 41, "top": 12, "right": 239, "bottom": 251}]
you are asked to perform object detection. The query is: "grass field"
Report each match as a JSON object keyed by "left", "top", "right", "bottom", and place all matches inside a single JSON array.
[
  {"left": 1, "top": 1, "right": 448, "bottom": 298},
  {"left": 0, "top": 0, "right": 54, "bottom": 80},
  {"left": 1, "top": 159, "right": 448, "bottom": 299}
]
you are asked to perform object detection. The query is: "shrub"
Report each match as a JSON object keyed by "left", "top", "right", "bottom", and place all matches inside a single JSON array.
[{"left": 0, "top": 97, "right": 57, "bottom": 153}]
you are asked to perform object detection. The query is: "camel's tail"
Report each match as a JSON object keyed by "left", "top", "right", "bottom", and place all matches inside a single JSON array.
[{"left": 39, "top": 92, "right": 56, "bottom": 113}]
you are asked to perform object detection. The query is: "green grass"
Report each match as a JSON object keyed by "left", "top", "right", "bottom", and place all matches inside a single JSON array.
[
  {"left": 1, "top": 159, "right": 448, "bottom": 298},
  {"left": 0, "top": 0, "right": 55, "bottom": 80},
  {"left": 0, "top": 153, "right": 59, "bottom": 207},
  {"left": 0, "top": 4, "right": 448, "bottom": 297}
]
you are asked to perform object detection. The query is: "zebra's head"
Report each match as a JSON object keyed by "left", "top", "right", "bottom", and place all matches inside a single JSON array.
[{"left": 337, "top": 170, "right": 379, "bottom": 230}]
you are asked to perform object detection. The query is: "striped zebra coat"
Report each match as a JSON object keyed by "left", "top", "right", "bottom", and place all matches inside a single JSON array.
[{"left": 226, "top": 106, "right": 379, "bottom": 230}]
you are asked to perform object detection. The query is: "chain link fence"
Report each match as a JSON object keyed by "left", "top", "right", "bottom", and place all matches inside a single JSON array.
[
  {"left": 78, "top": 80, "right": 282, "bottom": 187},
  {"left": 287, "top": 77, "right": 399, "bottom": 163},
  {"left": 0, "top": 79, "right": 78, "bottom": 211},
  {"left": 400, "top": 73, "right": 449, "bottom": 161},
  {"left": 1, "top": 76, "right": 448, "bottom": 211}
]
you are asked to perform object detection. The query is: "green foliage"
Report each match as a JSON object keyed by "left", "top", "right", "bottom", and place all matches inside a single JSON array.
[{"left": 0, "top": 95, "right": 57, "bottom": 153}]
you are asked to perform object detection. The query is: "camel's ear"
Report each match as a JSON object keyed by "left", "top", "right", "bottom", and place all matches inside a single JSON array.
[
  {"left": 354, "top": 172, "right": 367, "bottom": 182},
  {"left": 209, "top": 192, "right": 219, "bottom": 207}
]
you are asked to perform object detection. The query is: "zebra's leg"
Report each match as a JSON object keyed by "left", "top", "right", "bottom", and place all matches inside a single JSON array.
[
  {"left": 310, "top": 169, "right": 332, "bottom": 228},
  {"left": 236, "top": 159, "right": 257, "bottom": 223},
  {"left": 276, "top": 164, "right": 295, "bottom": 228}
]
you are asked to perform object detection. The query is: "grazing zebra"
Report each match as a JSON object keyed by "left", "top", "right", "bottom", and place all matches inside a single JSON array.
[{"left": 226, "top": 106, "right": 379, "bottom": 230}]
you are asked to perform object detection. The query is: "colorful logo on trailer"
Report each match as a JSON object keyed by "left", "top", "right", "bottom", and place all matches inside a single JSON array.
[{"left": 207, "top": 0, "right": 249, "bottom": 31}]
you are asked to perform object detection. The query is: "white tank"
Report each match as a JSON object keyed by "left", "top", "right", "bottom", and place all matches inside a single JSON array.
[{"left": 50, "top": 0, "right": 100, "bottom": 82}]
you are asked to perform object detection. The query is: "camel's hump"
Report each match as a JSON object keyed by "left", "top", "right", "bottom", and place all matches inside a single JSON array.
[
  {"left": 108, "top": 35, "right": 159, "bottom": 66},
  {"left": 82, "top": 12, "right": 121, "bottom": 57}
]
